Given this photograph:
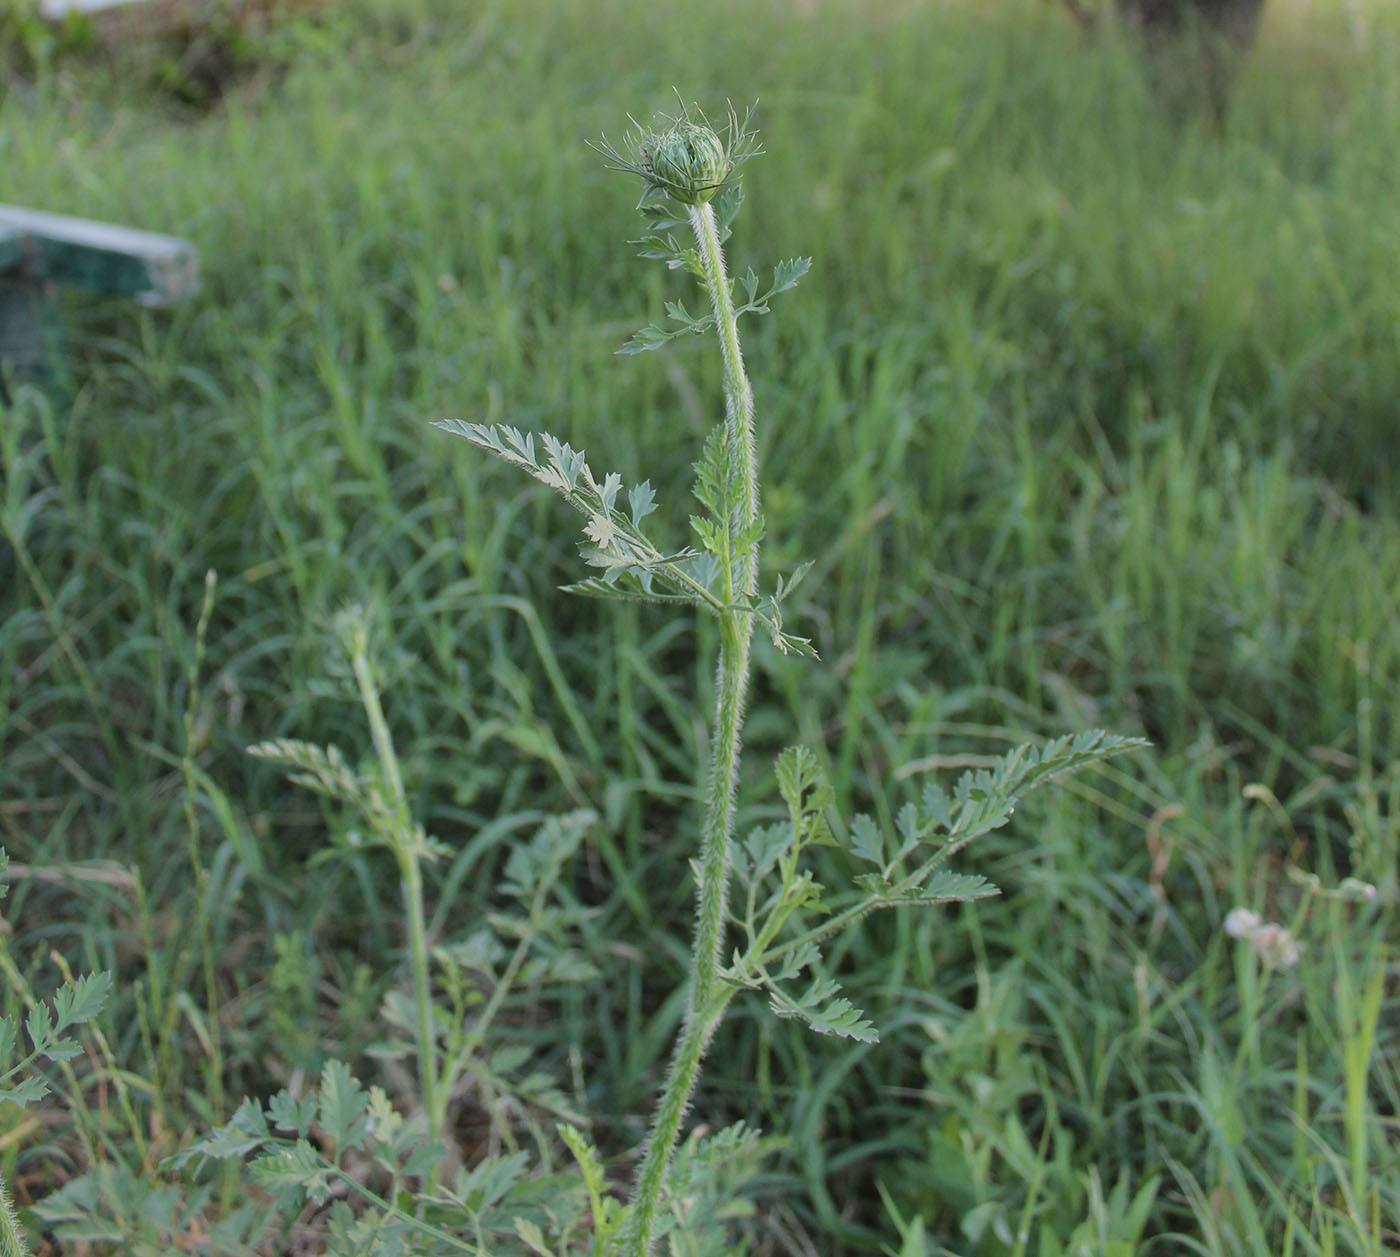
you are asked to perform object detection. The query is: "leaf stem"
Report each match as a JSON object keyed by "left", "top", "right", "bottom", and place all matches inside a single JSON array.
[
  {"left": 325, "top": 1166, "right": 481, "bottom": 1255},
  {"left": 621, "top": 200, "right": 759, "bottom": 1257}
]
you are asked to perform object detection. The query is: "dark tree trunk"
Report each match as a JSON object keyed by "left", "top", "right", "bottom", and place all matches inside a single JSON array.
[
  {"left": 1115, "top": 0, "right": 1267, "bottom": 121},
  {"left": 1117, "top": 0, "right": 1265, "bottom": 48}
]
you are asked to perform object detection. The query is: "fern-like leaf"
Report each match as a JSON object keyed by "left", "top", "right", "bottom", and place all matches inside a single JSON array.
[
  {"left": 438, "top": 420, "right": 711, "bottom": 607},
  {"left": 318, "top": 1058, "right": 370, "bottom": 1153},
  {"left": 937, "top": 729, "right": 1147, "bottom": 841},
  {"left": 766, "top": 974, "right": 878, "bottom": 1043},
  {"left": 853, "top": 868, "right": 998, "bottom": 906},
  {"left": 251, "top": 1141, "right": 334, "bottom": 1202},
  {"left": 247, "top": 738, "right": 364, "bottom": 806}
]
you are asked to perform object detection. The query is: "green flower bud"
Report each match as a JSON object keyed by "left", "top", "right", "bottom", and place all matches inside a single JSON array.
[
  {"left": 592, "top": 98, "right": 762, "bottom": 209},
  {"left": 642, "top": 121, "right": 729, "bottom": 206}
]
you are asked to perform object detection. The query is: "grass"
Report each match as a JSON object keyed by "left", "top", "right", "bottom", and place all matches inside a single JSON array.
[{"left": 1, "top": 0, "right": 1397, "bottom": 1251}]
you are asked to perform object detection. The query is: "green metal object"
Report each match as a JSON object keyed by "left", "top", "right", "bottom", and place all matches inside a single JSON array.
[
  {"left": 0, "top": 225, "right": 25, "bottom": 273},
  {"left": 0, "top": 204, "right": 199, "bottom": 306},
  {"left": 0, "top": 204, "right": 199, "bottom": 392},
  {"left": 0, "top": 277, "right": 62, "bottom": 386}
]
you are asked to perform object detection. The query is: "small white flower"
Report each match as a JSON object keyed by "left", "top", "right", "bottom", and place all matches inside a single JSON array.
[
  {"left": 1249, "top": 923, "right": 1302, "bottom": 969},
  {"left": 1223, "top": 907, "right": 1261, "bottom": 939},
  {"left": 1224, "top": 907, "right": 1302, "bottom": 969}
]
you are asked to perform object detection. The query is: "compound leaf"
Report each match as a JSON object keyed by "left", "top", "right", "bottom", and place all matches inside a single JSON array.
[
  {"left": 942, "top": 730, "right": 1147, "bottom": 840},
  {"left": 849, "top": 814, "right": 884, "bottom": 868},
  {"left": 251, "top": 1140, "right": 333, "bottom": 1202},
  {"left": 268, "top": 1089, "right": 318, "bottom": 1139},
  {"left": 767, "top": 975, "right": 878, "bottom": 1043},
  {"left": 52, "top": 971, "right": 113, "bottom": 1036},
  {"left": 855, "top": 868, "right": 998, "bottom": 906},
  {"left": 163, "top": 1096, "right": 270, "bottom": 1169},
  {"left": 0, "top": 1076, "right": 49, "bottom": 1107},
  {"left": 318, "top": 1059, "right": 370, "bottom": 1153},
  {"left": 629, "top": 480, "right": 658, "bottom": 527},
  {"left": 769, "top": 256, "right": 812, "bottom": 295},
  {"left": 24, "top": 1003, "right": 52, "bottom": 1055}
]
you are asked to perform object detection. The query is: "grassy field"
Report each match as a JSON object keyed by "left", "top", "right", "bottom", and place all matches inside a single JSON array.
[{"left": 2, "top": 0, "right": 1398, "bottom": 1252}]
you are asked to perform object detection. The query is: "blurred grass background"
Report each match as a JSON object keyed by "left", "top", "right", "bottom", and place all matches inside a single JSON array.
[{"left": 1, "top": 0, "right": 1397, "bottom": 1252}]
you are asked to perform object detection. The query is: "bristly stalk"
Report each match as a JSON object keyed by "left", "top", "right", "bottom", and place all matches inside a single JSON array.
[
  {"left": 0, "top": 1174, "right": 30, "bottom": 1257},
  {"left": 619, "top": 161, "right": 758, "bottom": 1257},
  {"left": 691, "top": 200, "right": 758, "bottom": 600}
]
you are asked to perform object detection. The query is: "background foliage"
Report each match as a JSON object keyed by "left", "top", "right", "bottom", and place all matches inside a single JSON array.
[{"left": 1, "top": 0, "right": 1396, "bottom": 1252}]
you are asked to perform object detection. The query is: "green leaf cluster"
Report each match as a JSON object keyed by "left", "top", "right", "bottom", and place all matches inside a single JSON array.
[
  {"left": 436, "top": 163, "right": 819, "bottom": 665},
  {"left": 421, "top": 810, "right": 597, "bottom": 1129},
  {"left": 630, "top": 182, "right": 744, "bottom": 277},
  {"left": 168, "top": 1061, "right": 478, "bottom": 1254},
  {"left": 556, "top": 1120, "right": 763, "bottom": 1257},
  {"left": 433, "top": 420, "right": 713, "bottom": 609},
  {"left": 721, "top": 732, "right": 1146, "bottom": 1043},
  {"left": 0, "top": 851, "right": 113, "bottom": 1110},
  {"left": 617, "top": 161, "right": 807, "bottom": 356},
  {"left": 435, "top": 417, "right": 817, "bottom": 657},
  {"left": 841, "top": 729, "right": 1147, "bottom": 915},
  {"left": 723, "top": 747, "right": 879, "bottom": 1042},
  {"left": 168, "top": 1068, "right": 758, "bottom": 1257},
  {"left": 689, "top": 423, "right": 762, "bottom": 593},
  {"left": 32, "top": 1161, "right": 278, "bottom": 1256},
  {"left": 617, "top": 256, "right": 811, "bottom": 356}
]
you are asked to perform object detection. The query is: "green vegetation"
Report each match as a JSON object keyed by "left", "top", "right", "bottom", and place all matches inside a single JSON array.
[{"left": 1, "top": 0, "right": 1396, "bottom": 1253}]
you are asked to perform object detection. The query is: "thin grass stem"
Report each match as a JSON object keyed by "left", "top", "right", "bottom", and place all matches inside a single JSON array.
[
  {"left": 348, "top": 627, "right": 439, "bottom": 1138},
  {"left": 180, "top": 570, "right": 226, "bottom": 1125}
]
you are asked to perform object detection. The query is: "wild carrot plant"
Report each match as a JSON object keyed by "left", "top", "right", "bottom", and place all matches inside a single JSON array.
[{"left": 436, "top": 99, "right": 1145, "bottom": 1255}]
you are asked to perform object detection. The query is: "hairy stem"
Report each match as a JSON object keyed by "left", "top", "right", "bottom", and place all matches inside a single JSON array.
[
  {"left": 690, "top": 200, "right": 758, "bottom": 597},
  {"left": 0, "top": 1174, "right": 29, "bottom": 1257},
  {"left": 622, "top": 200, "right": 758, "bottom": 1257}
]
